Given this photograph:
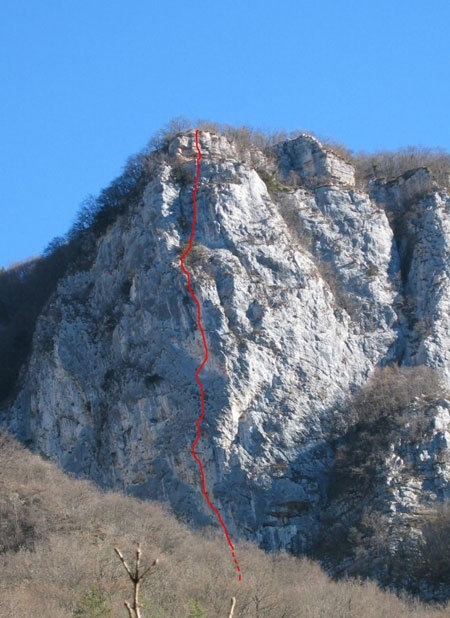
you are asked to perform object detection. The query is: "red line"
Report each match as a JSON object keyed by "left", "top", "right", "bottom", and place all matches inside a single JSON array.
[{"left": 179, "top": 130, "right": 242, "bottom": 582}]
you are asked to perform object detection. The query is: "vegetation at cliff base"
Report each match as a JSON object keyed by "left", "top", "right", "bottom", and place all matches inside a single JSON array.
[{"left": 0, "top": 432, "right": 449, "bottom": 617}]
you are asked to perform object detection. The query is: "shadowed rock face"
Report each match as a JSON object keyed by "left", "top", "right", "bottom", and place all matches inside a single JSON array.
[{"left": 4, "top": 130, "right": 450, "bottom": 588}]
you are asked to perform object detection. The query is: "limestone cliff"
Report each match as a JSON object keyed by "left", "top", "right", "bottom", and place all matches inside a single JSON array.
[{"left": 3, "top": 129, "right": 450, "bottom": 596}]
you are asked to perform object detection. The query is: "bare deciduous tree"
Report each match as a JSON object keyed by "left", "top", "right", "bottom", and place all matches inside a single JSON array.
[{"left": 114, "top": 543, "right": 158, "bottom": 618}]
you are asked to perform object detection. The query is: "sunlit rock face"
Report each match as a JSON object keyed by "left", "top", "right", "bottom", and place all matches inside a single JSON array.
[
  {"left": 275, "top": 133, "right": 355, "bottom": 188},
  {"left": 5, "top": 130, "right": 450, "bottom": 592}
]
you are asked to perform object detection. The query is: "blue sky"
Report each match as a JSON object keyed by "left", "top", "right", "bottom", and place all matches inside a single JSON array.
[{"left": 1, "top": 0, "right": 449, "bottom": 268}]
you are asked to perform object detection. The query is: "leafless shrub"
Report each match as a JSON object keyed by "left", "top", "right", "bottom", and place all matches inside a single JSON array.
[
  {"left": 353, "top": 364, "right": 447, "bottom": 425},
  {"left": 315, "top": 136, "right": 354, "bottom": 163},
  {"left": 255, "top": 168, "right": 292, "bottom": 194},
  {"left": 316, "top": 259, "right": 360, "bottom": 320},
  {"left": 198, "top": 121, "right": 288, "bottom": 152},
  {"left": 415, "top": 504, "right": 450, "bottom": 586},
  {"left": 332, "top": 364, "right": 447, "bottom": 498},
  {"left": 196, "top": 119, "right": 222, "bottom": 134},
  {"left": 384, "top": 502, "right": 450, "bottom": 599},
  {"left": 148, "top": 118, "right": 285, "bottom": 157},
  {"left": 170, "top": 159, "right": 195, "bottom": 186},
  {"left": 180, "top": 242, "right": 216, "bottom": 279},
  {"left": 354, "top": 147, "right": 450, "bottom": 190},
  {"left": 147, "top": 116, "right": 194, "bottom": 151}
]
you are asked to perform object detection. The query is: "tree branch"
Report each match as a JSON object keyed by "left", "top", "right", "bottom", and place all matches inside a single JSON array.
[
  {"left": 114, "top": 546, "right": 134, "bottom": 580},
  {"left": 228, "top": 596, "right": 236, "bottom": 618}
]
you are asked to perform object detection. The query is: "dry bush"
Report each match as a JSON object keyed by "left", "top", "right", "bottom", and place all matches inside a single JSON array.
[
  {"left": 170, "top": 160, "right": 195, "bottom": 187},
  {"left": 148, "top": 117, "right": 338, "bottom": 161},
  {"left": 403, "top": 503, "right": 450, "bottom": 592},
  {"left": 147, "top": 117, "right": 194, "bottom": 151},
  {"left": 147, "top": 118, "right": 280, "bottom": 156},
  {"left": 332, "top": 364, "right": 447, "bottom": 494},
  {"left": 311, "top": 135, "right": 353, "bottom": 163},
  {"left": 315, "top": 259, "right": 361, "bottom": 320},
  {"left": 353, "top": 364, "right": 447, "bottom": 425},
  {"left": 354, "top": 147, "right": 450, "bottom": 190},
  {"left": 197, "top": 120, "right": 289, "bottom": 153}
]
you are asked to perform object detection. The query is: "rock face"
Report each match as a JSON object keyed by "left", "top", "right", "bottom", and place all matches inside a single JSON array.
[
  {"left": 275, "top": 133, "right": 355, "bottom": 188},
  {"left": 4, "top": 130, "right": 450, "bottom": 595}
]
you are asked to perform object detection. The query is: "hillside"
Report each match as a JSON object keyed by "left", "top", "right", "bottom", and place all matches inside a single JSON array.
[{"left": 1, "top": 432, "right": 449, "bottom": 617}]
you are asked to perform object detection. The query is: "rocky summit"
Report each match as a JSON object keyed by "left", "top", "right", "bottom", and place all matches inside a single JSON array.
[{"left": 3, "top": 128, "right": 450, "bottom": 597}]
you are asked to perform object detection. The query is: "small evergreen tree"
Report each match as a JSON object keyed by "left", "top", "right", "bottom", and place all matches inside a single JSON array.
[
  {"left": 73, "top": 585, "right": 111, "bottom": 618},
  {"left": 186, "top": 599, "right": 206, "bottom": 618}
]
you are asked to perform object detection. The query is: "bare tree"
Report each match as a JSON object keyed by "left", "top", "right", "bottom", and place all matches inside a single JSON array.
[{"left": 114, "top": 543, "right": 158, "bottom": 618}]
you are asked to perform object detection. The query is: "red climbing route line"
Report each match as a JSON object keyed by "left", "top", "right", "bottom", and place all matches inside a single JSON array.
[{"left": 179, "top": 130, "right": 242, "bottom": 582}]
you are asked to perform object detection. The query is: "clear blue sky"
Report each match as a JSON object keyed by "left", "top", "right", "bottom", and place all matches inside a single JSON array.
[{"left": 1, "top": 0, "right": 449, "bottom": 269}]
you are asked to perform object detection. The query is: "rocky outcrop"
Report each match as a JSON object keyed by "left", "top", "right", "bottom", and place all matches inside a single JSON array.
[
  {"left": 370, "top": 173, "right": 450, "bottom": 376},
  {"left": 275, "top": 133, "right": 355, "bottom": 188},
  {"left": 3, "top": 129, "right": 450, "bottom": 596}
]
